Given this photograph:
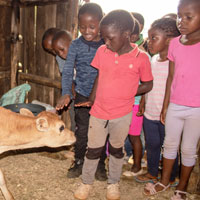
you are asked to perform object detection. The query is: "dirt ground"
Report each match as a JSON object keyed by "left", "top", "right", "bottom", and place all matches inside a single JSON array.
[{"left": 0, "top": 147, "right": 199, "bottom": 200}]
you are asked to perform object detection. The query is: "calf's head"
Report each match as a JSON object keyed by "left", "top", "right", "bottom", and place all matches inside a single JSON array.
[{"left": 20, "top": 108, "right": 76, "bottom": 148}]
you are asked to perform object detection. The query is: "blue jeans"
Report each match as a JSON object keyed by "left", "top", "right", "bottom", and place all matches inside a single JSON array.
[{"left": 143, "top": 116, "right": 178, "bottom": 181}]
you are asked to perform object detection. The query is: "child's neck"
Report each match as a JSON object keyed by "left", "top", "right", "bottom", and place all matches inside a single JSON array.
[
  {"left": 117, "top": 43, "right": 133, "bottom": 56},
  {"left": 180, "top": 31, "right": 200, "bottom": 45},
  {"left": 158, "top": 51, "right": 168, "bottom": 62}
]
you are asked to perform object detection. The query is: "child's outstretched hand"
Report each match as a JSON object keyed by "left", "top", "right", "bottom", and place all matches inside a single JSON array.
[
  {"left": 75, "top": 101, "right": 93, "bottom": 107},
  {"left": 56, "top": 94, "right": 71, "bottom": 111}
]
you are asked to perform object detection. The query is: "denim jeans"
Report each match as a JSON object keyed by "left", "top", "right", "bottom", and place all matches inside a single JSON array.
[{"left": 143, "top": 116, "right": 178, "bottom": 181}]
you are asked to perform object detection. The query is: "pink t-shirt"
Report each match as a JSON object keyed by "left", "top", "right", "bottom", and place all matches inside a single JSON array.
[
  {"left": 168, "top": 36, "right": 200, "bottom": 107},
  {"left": 144, "top": 54, "right": 169, "bottom": 121},
  {"left": 90, "top": 44, "right": 153, "bottom": 120}
]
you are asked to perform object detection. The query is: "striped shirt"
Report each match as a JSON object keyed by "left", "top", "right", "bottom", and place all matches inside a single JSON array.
[{"left": 144, "top": 54, "right": 169, "bottom": 121}]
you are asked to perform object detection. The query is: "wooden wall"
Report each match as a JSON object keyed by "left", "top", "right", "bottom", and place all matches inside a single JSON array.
[
  {"left": 0, "top": 0, "right": 79, "bottom": 127},
  {"left": 0, "top": 6, "right": 12, "bottom": 97},
  {"left": 0, "top": 0, "right": 78, "bottom": 103}
]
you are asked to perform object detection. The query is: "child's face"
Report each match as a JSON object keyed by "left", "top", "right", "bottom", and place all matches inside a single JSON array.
[
  {"left": 130, "top": 34, "right": 140, "bottom": 43},
  {"left": 100, "top": 24, "right": 130, "bottom": 55},
  {"left": 78, "top": 13, "right": 100, "bottom": 42},
  {"left": 43, "top": 36, "right": 56, "bottom": 55},
  {"left": 177, "top": 1, "right": 200, "bottom": 36},
  {"left": 52, "top": 39, "right": 70, "bottom": 59},
  {"left": 147, "top": 28, "right": 169, "bottom": 55}
]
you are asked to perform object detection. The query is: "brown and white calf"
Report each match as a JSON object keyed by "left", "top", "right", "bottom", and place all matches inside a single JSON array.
[{"left": 0, "top": 107, "right": 76, "bottom": 200}]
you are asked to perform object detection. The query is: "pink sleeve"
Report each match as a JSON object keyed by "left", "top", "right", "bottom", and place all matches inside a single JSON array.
[
  {"left": 139, "top": 53, "right": 153, "bottom": 82},
  {"left": 91, "top": 47, "right": 102, "bottom": 70}
]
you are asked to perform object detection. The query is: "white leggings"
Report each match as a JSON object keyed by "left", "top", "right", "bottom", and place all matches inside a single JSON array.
[{"left": 163, "top": 103, "right": 200, "bottom": 166}]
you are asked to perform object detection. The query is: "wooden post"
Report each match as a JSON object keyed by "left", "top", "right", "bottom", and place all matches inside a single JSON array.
[
  {"left": 10, "top": 0, "right": 20, "bottom": 88},
  {"left": 66, "top": 0, "right": 79, "bottom": 39}
]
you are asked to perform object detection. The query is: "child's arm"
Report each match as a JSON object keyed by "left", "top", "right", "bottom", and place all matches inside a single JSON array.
[
  {"left": 75, "top": 72, "right": 99, "bottom": 107},
  {"left": 136, "top": 95, "right": 145, "bottom": 116},
  {"left": 135, "top": 80, "right": 153, "bottom": 96},
  {"left": 56, "top": 42, "right": 76, "bottom": 110},
  {"left": 160, "top": 61, "right": 175, "bottom": 124}
]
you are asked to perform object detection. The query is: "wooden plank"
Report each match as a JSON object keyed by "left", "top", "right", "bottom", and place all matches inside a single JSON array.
[
  {"left": 0, "top": 71, "right": 10, "bottom": 79},
  {"left": 10, "top": 5, "right": 20, "bottom": 88},
  {"left": 36, "top": 4, "right": 57, "bottom": 105},
  {"left": 66, "top": 0, "right": 78, "bottom": 39},
  {"left": 18, "top": 72, "right": 61, "bottom": 88},
  {"left": 0, "top": 0, "right": 69, "bottom": 6},
  {"left": 21, "top": 6, "right": 36, "bottom": 101},
  {"left": 0, "top": 6, "right": 12, "bottom": 95}
]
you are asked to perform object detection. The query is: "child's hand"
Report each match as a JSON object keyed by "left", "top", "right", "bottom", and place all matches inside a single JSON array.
[
  {"left": 136, "top": 96, "right": 145, "bottom": 116},
  {"left": 56, "top": 94, "right": 71, "bottom": 110},
  {"left": 160, "top": 108, "right": 167, "bottom": 125},
  {"left": 75, "top": 101, "right": 93, "bottom": 107},
  {"left": 136, "top": 107, "right": 144, "bottom": 116}
]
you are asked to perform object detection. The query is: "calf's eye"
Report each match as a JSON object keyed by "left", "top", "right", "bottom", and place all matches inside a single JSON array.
[{"left": 59, "top": 125, "right": 65, "bottom": 132}]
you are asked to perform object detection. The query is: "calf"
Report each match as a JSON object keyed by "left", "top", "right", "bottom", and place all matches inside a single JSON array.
[{"left": 0, "top": 107, "right": 76, "bottom": 200}]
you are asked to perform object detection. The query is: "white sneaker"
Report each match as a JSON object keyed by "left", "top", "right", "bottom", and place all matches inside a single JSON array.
[
  {"left": 106, "top": 183, "right": 120, "bottom": 200},
  {"left": 74, "top": 183, "right": 92, "bottom": 200},
  {"left": 123, "top": 169, "right": 143, "bottom": 177}
]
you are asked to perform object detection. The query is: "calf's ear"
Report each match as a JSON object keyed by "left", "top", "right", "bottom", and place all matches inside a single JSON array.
[
  {"left": 20, "top": 108, "right": 34, "bottom": 117},
  {"left": 36, "top": 117, "right": 49, "bottom": 132}
]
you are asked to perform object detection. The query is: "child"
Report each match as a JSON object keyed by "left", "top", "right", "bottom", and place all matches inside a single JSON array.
[
  {"left": 131, "top": 12, "right": 146, "bottom": 52},
  {"left": 52, "top": 30, "right": 72, "bottom": 73},
  {"left": 55, "top": 3, "right": 107, "bottom": 181},
  {"left": 74, "top": 10, "right": 153, "bottom": 200},
  {"left": 42, "top": 28, "right": 66, "bottom": 74},
  {"left": 135, "top": 17, "right": 180, "bottom": 186},
  {"left": 143, "top": 0, "right": 200, "bottom": 199}
]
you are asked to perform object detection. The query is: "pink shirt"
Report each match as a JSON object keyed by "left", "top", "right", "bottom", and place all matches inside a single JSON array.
[
  {"left": 168, "top": 36, "right": 200, "bottom": 107},
  {"left": 144, "top": 54, "right": 169, "bottom": 121},
  {"left": 90, "top": 44, "right": 153, "bottom": 120}
]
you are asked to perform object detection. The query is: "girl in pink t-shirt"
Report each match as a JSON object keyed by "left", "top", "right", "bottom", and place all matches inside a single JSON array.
[{"left": 144, "top": 0, "right": 200, "bottom": 199}]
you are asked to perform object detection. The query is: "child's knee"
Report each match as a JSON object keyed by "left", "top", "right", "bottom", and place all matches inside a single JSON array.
[
  {"left": 109, "top": 142, "right": 124, "bottom": 159},
  {"left": 86, "top": 147, "right": 104, "bottom": 160},
  {"left": 181, "top": 148, "right": 197, "bottom": 166}
]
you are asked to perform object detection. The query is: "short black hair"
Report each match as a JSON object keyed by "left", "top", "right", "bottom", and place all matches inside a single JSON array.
[
  {"left": 131, "top": 19, "right": 140, "bottom": 35},
  {"left": 150, "top": 18, "right": 180, "bottom": 37},
  {"left": 179, "top": 0, "right": 200, "bottom": 6},
  {"left": 100, "top": 10, "right": 135, "bottom": 33},
  {"left": 52, "top": 30, "right": 72, "bottom": 43},
  {"left": 162, "top": 13, "right": 177, "bottom": 20},
  {"left": 42, "top": 27, "right": 61, "bottom": 43},
  {"left": 78, "top": 2, "right": 103, "bottom": 21},
  {"left": 131, "top": 12, "right": 144, "bottom": 26}
]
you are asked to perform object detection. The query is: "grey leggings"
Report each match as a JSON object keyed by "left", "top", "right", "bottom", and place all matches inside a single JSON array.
[{"left": 164, "top": 103, "right": 200, "bottom": 166}]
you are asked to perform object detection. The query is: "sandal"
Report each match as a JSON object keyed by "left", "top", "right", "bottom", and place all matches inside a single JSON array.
[
  {"left": 143, "top": 182, "right": 170, "bottom": 196},
  {"left": 171, "top": 190, "right": 188, "bottom": 200},
  {"left": 135, "top": 173, "right": 159, "bottom": 183}
]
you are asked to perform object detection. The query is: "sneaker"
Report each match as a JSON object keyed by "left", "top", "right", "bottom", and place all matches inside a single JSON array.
[
  {"left": 95, "top": 164, "right": 108, "bottom": 181},
  {"left": 106, "top": 183, "right": 120, "bottom": 200},
  {"left": 67, "top": 160, "right": 83, "bottom": 178},
  {"left": 74, "top": 183, "right": 92, "bottom": 200},
  {"left": 123, "top": 169, "right": 143, "bottom": 177}
]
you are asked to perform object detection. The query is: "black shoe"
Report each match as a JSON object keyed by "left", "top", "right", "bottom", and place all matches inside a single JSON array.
[
  {"left": 95, "top": 164, "right": 107, "bottom": 181},
  {"left": 67, "top": 160, "right": 83, "bottom": 178}
]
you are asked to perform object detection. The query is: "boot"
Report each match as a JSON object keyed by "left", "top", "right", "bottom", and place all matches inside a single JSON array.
[
  {"left": 67, "top": 159, "right": 83, "bottom": 178},
  {"left": 95, "top": 163, "right": 107, "bottom": 181}
]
